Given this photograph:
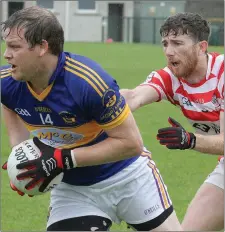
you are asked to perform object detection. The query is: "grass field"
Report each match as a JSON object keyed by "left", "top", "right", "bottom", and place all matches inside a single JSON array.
[{"left": 1, "top": 42, "right": 223, "bottom": 231}]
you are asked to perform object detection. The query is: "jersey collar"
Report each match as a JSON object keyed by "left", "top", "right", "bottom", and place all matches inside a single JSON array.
[{"left": 48, "top": 52, "right": 66, "bottom": 84}]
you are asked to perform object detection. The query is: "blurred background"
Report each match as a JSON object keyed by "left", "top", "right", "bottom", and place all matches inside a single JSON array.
[{"left": 1, "top": 0, "right": 224, "bottom": 46}]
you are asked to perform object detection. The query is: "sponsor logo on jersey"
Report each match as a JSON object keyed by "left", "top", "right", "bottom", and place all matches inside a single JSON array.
[
  {"left": 59, "top": 111, "right": 76, "bottom": 125},
  {"left": 211, "top": 95, "right": 220, "bottom": 111},
  {"left": 34, "top": 107, "right": 52, "bottom": 113},
  {"left": 31, "top": 128, "right": 84, "bottom": 147}
]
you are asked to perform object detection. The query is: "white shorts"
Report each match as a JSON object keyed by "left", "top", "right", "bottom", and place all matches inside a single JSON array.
[
  {"left": 47, "top": 154, "right": 173, "bottom": 228},
  {"left": 205, "top": 157, "right": 224, "bottom": 190}
]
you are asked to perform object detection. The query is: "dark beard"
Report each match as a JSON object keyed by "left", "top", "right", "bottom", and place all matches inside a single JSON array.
[{"left": 171, "top": 51, "right": 198, "bottom": 78}]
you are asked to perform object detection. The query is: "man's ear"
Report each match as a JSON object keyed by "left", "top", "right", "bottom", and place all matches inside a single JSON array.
[
  {"left": 39, "top": 40, "right": 49, "bottom": 57},
  {"left": 198, "top": 40, "right": 208, "bottom": 55}
]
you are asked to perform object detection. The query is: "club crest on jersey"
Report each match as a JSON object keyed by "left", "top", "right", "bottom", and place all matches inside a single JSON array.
[
  {"left": 182, "top": 97, "right": 193, "bottom": 107},
  {"left": 102, "top": 89, "right": 117, "bottom": 108},
  {"left": 59, "top": 111, "right": 76, "bottom": 125}
]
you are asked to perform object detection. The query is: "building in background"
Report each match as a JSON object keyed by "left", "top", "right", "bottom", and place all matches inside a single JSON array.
[{"left": 1, "top": 0, "right": 224, "bottom": 45}]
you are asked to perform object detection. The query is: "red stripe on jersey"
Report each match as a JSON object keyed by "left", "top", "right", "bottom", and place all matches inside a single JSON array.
[
  {"left": 218, "top": 62, "right": 224, "bottom": 80},
  {"left": 210, "top": 53, "right": 218, "bottom": 70},
  {"left": 156, "top": 69, "right": 175, "bottom": 104},
  {"left": 181, "top": 107, "right": 219, "bottom": 121}
]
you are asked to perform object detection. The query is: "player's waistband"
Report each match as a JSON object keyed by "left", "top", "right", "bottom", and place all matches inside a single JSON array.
[{"left": 62, "top": 155, "right": 139, "bottom": 186}]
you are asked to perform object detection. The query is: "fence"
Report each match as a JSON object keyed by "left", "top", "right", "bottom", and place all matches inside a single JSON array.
[{"left": 102, "top": 16, "right": 224, "bottom": 46}]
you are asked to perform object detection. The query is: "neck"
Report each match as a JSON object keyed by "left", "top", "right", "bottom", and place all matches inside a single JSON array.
[
  {"left": 28, "top": 55, "right": 58, "bottom": 94},
  {"left": 185, "top": 54, "right": 208, "bottom": 84}
]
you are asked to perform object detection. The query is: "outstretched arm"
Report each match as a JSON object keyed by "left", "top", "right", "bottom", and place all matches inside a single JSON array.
[
  {"left": 120, "top": 85, "right": 160, "bottom": 112},
  {"left": 157, "top": 115, "right": 224, "bottom": 156}
]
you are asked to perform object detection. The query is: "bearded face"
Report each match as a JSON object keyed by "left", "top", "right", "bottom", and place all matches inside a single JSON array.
[{"left": 162, "top": 32, "right": 200, "bottom": 79}]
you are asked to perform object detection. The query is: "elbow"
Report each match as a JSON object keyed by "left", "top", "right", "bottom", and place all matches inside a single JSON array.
[{"left": 129, "top": 137, "right": 143, "bottom": 156}]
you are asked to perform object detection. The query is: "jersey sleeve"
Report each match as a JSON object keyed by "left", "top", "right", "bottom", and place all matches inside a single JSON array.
[
  {"left": 80, "top": 62, "right": 130, "bottom": 130},
  {"left": 140, "top": 68, "right": 176, "bottom": 104}
]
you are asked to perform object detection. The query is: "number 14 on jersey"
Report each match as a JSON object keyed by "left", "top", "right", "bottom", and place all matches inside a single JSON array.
[{"left": 39, "top": 113, "right": 53, "bottom": 125}]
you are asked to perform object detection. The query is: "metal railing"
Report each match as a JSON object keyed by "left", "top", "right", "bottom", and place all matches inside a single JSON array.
[{"left": 102, "top": 16, "right": 224, "bottom": 46}]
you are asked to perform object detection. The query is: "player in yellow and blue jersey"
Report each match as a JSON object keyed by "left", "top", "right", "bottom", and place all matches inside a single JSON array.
[{"left": 1, "top": 6, "right": 182, "bottom": 231}]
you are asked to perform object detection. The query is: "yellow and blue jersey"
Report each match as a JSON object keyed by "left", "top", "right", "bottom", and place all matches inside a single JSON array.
[{"left": 1, "top": 52, "right": 139, "bottom": 185}]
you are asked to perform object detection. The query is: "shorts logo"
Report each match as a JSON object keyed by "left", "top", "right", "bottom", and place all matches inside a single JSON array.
[
  {"left": 59, "top": 111, "right": 76, "bottom": 125},
  {"left": 144, "top": 204, "right": 160, "bottom": 215}
]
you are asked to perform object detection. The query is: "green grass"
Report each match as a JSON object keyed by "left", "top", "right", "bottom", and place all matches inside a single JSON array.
[{"left": 1, "top": 42, "right": 223, "bottom": 231}]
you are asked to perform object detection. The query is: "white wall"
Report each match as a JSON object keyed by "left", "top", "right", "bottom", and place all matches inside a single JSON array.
[{"left": 1, "top": 1, "right": 135, "bottom": 42}]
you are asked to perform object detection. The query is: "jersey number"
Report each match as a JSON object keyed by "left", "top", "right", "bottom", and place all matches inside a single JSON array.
[{"left": 39, "top": 113, "right": 53, "bottom": 125}]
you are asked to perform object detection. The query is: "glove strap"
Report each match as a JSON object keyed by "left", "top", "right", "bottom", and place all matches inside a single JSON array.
[
  {"left": 61, "top": 149, "right": 77, "bottom": 169},
  {"left": 189, "top": 133, "right": 196, "bottom": 149}
]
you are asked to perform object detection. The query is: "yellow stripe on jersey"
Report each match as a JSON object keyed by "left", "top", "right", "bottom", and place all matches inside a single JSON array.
[
  {"left": 1, "top": 68, "right": 12, "bottom": 78},
  {"left": 1, "top": 73, "right": 11, "bottom": 78},
  {"left": 26, "top": 81, "right": 55, "bottom": 101},
  {"left": 66, "top": 56, "right": 109, "bottom": 90},
  {"left": 64, "top": 66, "right": 103, "bottom": 97},
  {"left": 100, "top": 104, "right": 130, "bottom": 130},
  {"left": 148, "top": 161, "right": 171, "bottom": 209},
  {"left": 1, "top": 68, "right": 12, "bottom": 74},
  {"left": 65, "top": 60, "right": 106, "bottom": 93}
]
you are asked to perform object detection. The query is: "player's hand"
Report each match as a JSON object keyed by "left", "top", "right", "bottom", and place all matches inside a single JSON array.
[
  {"left": 2, "top": 161, "right": 33, "bottom": 197},
  {"left": 16, "top": 137, "right": 76, "bottom": 191},
  {"left": 156, "top": 117, "right": 196, "bottom": 150}
]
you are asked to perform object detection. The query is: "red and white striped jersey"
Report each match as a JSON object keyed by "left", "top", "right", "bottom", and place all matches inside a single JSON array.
[{"left": 141, "top": 52, "right": 224, "bottom": 135}]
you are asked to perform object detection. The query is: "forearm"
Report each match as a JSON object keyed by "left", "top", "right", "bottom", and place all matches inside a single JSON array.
[
  {"left": 194, "top": 133, "right": 224, "bottom": 155},
  {"left": 120, "top": 87, "right": 159, "bottom": 112},
  {"left": 120, "top": 89, "right": 140, "bottom": 112},
  {"left": 72, "top": 137, "right": 143, "bottom": 167}
]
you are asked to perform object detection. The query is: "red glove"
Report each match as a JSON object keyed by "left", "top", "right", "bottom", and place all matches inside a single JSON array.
[
  {"left": 157, "top": 117, "right": 196, "bottom": 150},
  {"left": 2, "top": 161, "right": 33, "bottom": 197}
]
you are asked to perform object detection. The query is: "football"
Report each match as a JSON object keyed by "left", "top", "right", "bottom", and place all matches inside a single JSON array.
[{"left": 7, "top": 139, "right": 64, "bottom": 196}]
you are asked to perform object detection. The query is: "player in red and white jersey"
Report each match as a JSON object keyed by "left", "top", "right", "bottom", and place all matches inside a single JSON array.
[
  {"left": 143, "top": 51, "right": 224, "bottom": 136},
  {"left": 121, "top": 12, "right": 224, "bottom": 231}
]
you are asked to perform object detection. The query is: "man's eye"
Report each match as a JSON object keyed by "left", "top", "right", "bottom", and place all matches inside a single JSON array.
[{"left": 10, "top": 45, "right": 20, "bottom": 48}]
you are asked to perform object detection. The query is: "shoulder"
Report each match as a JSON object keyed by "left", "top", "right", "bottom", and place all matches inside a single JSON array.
[
  {"left": 210, "top": 52, "right": 224, "bottom": 77},
  {"left": 63, "top": 52, "right": 118, "bottom": 97},
  {"left": 146, "top": 67, "right": 178, "bottom": 84},
  {"left": 1, "top": 66, "right": 14, "bottom": 86},
  {"left": 1, "top": 66, "right": 22, "bottom": 93}
]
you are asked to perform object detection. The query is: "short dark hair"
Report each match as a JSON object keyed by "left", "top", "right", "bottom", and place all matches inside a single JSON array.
[
  {"left": 160, "top": 12, "right": 210, "bottom": 42},
  {"left": 1, "top": 6, "right": 64, "bottom": 55}
]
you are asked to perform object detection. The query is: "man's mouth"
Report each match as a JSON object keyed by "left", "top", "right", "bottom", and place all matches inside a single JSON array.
[{"left": 11, "top": 64, "right": 17, "bottom": 70}]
